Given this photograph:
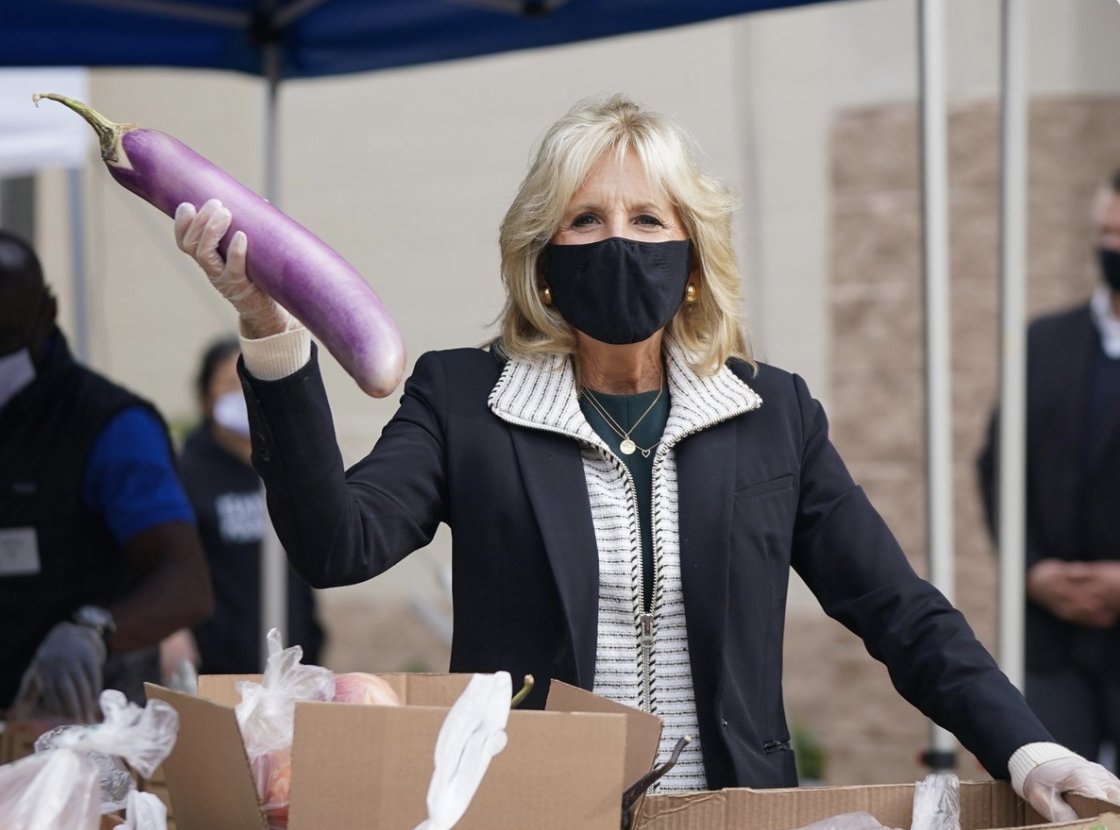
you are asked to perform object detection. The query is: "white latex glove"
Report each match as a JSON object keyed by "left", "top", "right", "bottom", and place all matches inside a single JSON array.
[
  {"left": 415, "top": 672, "right": 511, "bottom": 830},
  {"left": 173, "top": 198, "right": 298, "bottom": 339},
  {"left": 9, "top": 621, "right": 106, "bottom": 723},
  {"left": 1022, "top": 756, "right": 1120, "bottom": 822}
]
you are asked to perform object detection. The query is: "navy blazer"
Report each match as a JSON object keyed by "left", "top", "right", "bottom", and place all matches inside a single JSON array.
[
  {"left": 242, "top": 344, "right": 1051, "bottom": 789},
  {"left": 979, "top": 303, "right": 1120, "bottom": 676}
]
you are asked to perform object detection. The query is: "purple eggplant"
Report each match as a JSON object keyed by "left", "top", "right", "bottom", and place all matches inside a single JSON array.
[{"left": 34, "top": 92, "right": 405, "bottom": 398}]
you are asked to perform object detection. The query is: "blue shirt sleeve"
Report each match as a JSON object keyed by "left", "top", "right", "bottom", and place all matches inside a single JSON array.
[{"left": 82, "top": 405, "right": 196, "bottom": 544}]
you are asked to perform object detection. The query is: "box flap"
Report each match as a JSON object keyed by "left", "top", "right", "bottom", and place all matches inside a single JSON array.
[
  {"left": 287, "top": 701, "right": 630, "bottom": 830},
  {"left": 718, "top": 784, "right": 914, "bottom": 830},
  {"left": 1011, "top": 814, "right": 1120, "bottom": 830},
  {"left": 638, "top": 789, "right": 727, "bottom": 828},
  {"left": 957, "top": 780, "right": 1027, "bottom": 830},
  {"left": 638, "top": 781, "right": 1117, "bottom": 830},
  {"left": 546, "top": 679, "right": 662, "bottom": 788},
  {"left": 394, "top": 672, "right": 474, "bottom": 705},
  {"left": 145, "top": 683, "right": 265, "bottom": 830},
  {"left": 196, "top": 674, "right": 260, "bottom": 706}
]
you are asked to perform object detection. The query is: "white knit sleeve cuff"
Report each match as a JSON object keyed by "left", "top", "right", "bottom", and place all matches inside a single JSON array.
[
  {"left": 1008, "top": 742, "right": 1082, "bottom": 797},
  {"left": 239, "top": 325, "right": 312, "bottom": 381}
]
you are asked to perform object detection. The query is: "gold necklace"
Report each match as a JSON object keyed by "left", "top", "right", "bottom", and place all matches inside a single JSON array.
[{"left": 580, "top": 384, "right": 664, "bottom": 458}]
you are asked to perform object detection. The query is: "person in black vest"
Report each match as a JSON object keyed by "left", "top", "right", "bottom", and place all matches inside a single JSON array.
[
  {"left": 979, "top": 170, "right": 1120, "bottom": 771},
  {"left": 174, "top": 336, "right": 325, "bottom": 673},
  {"left": 0, "top": 229, "right": 212, "bottom": 723}
]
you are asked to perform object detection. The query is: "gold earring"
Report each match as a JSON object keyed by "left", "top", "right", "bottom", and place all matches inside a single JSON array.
[
  {"left": 685, "top": 283, "right": 699, "bottom": 304},
  {"left": 541, "top": 286, "right": 553, "bottom": 306}
]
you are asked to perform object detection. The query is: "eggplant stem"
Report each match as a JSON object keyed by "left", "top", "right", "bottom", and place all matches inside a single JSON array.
[
  {"left": 510, "top": 674, "right": 534, "bottom": 708},
  {"left": 33, "top": 92, "right": 126, "bottom": 163}
]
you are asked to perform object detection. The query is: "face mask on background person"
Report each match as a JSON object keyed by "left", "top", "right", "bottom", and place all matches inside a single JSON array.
[
  {"left": 212, "top": 390, "right": 250, "bottom": 437},
  {"left": 1098, "top": 247, "right": 1120, "bottom": 292},
  {"left": 543, "top": 237, "right": 692, "bottom": 345},
  {"left": 0, "top": 348, "right": 36, "bottom": 411}
]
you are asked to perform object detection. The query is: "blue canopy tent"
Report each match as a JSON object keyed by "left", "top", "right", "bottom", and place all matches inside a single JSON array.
[
  {"left": 2, "top": 0, "right": 833, "bottom": 79},
  {"left": 2, "top": 0, "right": 839, "bottom": 228},
  {"left": 0, "top": 0, "right": 1035, "bottom": 775}
]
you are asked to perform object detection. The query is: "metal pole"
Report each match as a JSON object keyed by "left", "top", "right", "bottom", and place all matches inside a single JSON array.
[
  {"left": 997, "top": 0, "right": 1029, "bottom": 693},
  {"left": 263, "top": 42, "right": 281, "bottom": 209},
  {"left": 259, "top": 34, "right": 287, "bottom": 669},
  {"left": 66, "top": 169, "right": 91, "bottom": 361},
  {"left": 918, "top": 0, "right": 957, "bottom": 770},
  {"left": 0, "top": 176, "right": 35, "bottom": 241}
]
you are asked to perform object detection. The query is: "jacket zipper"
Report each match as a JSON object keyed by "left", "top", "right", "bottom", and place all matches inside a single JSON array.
[
  {"left": 613, "top": 418, "right": 727, "bottom": 714},
  {"left": 608, "top": 451, "right": 655, "bottom": 712},
  {"left": 613, "top": 450, "right": 654, "bottom": 707}
]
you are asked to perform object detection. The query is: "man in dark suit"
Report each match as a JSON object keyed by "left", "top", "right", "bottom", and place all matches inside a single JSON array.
[{"left": 979, "top": 170, "right": 1120, "bottom": 770}]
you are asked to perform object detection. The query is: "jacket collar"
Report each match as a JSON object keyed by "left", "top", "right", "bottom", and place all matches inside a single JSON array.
[{"left": 488, "top": 336, "right": 763, "bottom": 443}]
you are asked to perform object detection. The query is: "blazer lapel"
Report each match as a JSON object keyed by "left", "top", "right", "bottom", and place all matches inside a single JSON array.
[
  {"left": 1064, "top": 310, "right": 1110, "bottom": 478},
  {"left": 1032, "top": 310, "right": 1095, "bottom": 535},
  {"left": 660, "top": 343, "right": 762, "bottom": 720},
  {"left": 508, "top": 427, "right": 600, "bottom": 687},
  {"left": 1081, "top": 298, "right": 1120, "bottom": 473},
  {"left": 488, "top": 351, "right": 602, "bottom": 688},
  {"left": 674, "top": 419, "right": 738, "bottom": 710}
]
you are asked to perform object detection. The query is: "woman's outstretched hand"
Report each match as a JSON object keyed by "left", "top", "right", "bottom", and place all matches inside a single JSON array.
[{"left": 1022, "top": 756, "right": 1120, "bottom": 822}]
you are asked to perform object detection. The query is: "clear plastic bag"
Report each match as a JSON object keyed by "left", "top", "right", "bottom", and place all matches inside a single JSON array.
[
  {"left": 793, "top": 811, "right": 899, "bottom": 830},
  {"left": 0, "top": 690, "right": 178, "bottom": 830},
  {"left": 911, "top": 772, "right": 961, "bottom": 830},
  {"left": 234, "top": 628, "right": 334, "bottom": 829},
  {"left": 0, "top": 747, "right": 101, "bottom": 830}
]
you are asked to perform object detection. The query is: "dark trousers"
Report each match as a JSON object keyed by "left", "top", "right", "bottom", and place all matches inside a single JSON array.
[{"left": 1027, "top": 670, "right": 1120, "bottom": 771}]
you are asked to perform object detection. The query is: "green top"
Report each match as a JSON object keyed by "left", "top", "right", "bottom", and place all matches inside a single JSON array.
[{"left": 578, "top": 385, "right": 670, "bottom": 612}]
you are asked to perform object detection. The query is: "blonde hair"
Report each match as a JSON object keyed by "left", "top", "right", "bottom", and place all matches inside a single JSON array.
[{"left": 497, "top": 93, "right": 751, "bottom": 375}]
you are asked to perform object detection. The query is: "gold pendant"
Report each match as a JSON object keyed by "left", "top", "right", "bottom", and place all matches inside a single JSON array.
[{"left": 620, "top": 439, "right": 637, "bottom": 455}]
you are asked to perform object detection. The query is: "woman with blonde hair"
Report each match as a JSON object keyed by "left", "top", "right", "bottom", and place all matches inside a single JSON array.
[{"left": 173, "top": 94, "right": 1120, "bottom": 813}]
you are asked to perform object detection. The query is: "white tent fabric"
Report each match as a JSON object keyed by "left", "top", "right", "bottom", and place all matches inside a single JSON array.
[{"left": 0, "top": 68, "right": 90, "bottom": 176}]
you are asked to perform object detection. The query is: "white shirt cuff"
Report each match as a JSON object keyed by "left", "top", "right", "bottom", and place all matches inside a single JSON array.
[
  {"left": 1008, "top": 742, "right": 1082, "bottom": 797},
  {"left": 239, "top": 326, "right": 312, "bottom": 381}
]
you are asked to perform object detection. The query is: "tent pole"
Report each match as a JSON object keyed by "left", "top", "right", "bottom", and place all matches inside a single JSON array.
[
  {"left": 0, "top": 175, "right": 35, "bottom": 241},
  {"left": 259, "top": 34, "right": 288, "bottom": 667},
  {"left": 67, "top": 168, "right": 91, "bottom": 361},
  {"left": 264, "top": 42, "right": 281, "bottom": 206},
  {"left": 918, "top": 0, "right": 957, "bottom": 771},
  {"left": 997, "top": 0, "right": 1029, "bottom": 693}
]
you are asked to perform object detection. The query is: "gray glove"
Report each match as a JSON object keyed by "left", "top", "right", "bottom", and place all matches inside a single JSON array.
[
  {"left": 1023, "top": 756, "right": 1120, "bottom": 822},
  {"left": 9, "top": 621, "right": 107, "bottom": 723}
]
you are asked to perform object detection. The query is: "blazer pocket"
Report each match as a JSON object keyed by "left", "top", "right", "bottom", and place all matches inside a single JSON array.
[{"left": 734, "top": 473, "right": 794, "bottom": 500}]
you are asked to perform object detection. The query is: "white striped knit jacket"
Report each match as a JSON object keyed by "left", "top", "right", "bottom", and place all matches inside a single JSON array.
[{"left": 487, "top": 336, "right": 763, "bottom": 792}]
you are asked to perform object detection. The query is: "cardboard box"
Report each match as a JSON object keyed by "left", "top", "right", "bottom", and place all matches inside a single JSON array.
[
  {"left": 636, "top": 780, "right": 1119, "bottom": 830},
  {"left": 146, "top": 673, "right": 661, "bottom": 830},
  {"left": 0, "top": 718, "right": 57, "bottom": 764}
]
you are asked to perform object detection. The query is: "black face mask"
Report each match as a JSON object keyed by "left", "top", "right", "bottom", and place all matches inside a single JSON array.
[
  {"left": 1099, "top": 247, "right": 1120, "bottom": 292},
  {"left": 543, "top": 237, "right": 692, "bottom": 345}
]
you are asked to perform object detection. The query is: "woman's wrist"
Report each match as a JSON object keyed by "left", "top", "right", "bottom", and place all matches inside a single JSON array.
[{"left": 239, "top": 326, "right": 312, "bottom": 381}]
